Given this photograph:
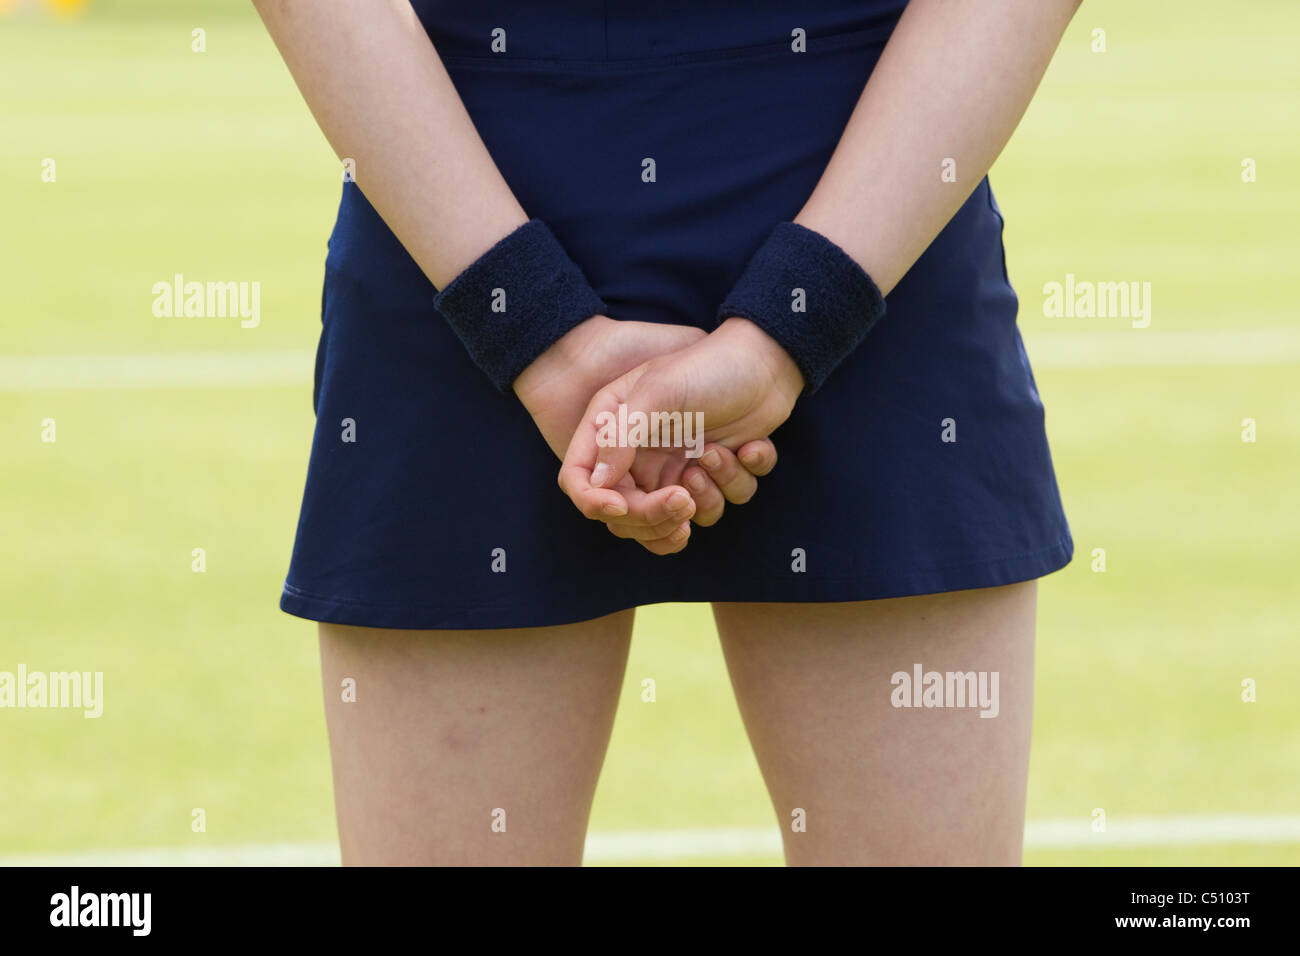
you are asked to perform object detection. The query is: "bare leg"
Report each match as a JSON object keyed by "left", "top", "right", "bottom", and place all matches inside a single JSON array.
[
  {"left": 317, "top": 610, "right": 633, "bottom": 865},
  {"left": 712, "top": 582, "right": 1037, "bottom": 865}
]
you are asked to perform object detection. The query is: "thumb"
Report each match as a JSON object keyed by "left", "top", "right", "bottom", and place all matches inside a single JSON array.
[
  {"left": 590, "top": 372, "right": 681, "bottom": 489},
  {"left": 590, "top": 412, "right": 637, "bottom": 490}
]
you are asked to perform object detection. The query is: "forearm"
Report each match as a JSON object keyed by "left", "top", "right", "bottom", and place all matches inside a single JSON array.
[
  {"left": 251, "top": 0, "right": 526, "bottom": 288},
  {"left": 794, "top": 0, "right": 1082, "bottom": 295}
]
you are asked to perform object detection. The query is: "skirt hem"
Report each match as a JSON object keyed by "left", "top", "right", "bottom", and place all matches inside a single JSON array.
[{"left": 279, "top": 534, "right": 1073, "bottom": 631}]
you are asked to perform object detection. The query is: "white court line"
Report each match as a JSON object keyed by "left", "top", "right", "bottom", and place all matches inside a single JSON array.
[
  {"left": 1022, "top": 328, "right": 1300, "bottom": 368},
  {"left": 2, "top": 815, "right": 1298, "bottom": 866},
  {"left": 0, "top": 350, "right": 312, "bottom": 390},
  {"left": 1, "top": 329, "right": 1299, "bottom": 391}
]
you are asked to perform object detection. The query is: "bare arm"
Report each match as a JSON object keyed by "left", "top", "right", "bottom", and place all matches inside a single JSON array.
[
  {"left": 250, "top": 0, "right": 526, "bottom": 288},
  {"left": 792, "top": 0, "right": 1084, "bottom": 295}
]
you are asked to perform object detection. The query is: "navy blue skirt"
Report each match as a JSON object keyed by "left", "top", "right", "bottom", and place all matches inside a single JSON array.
[{"left": 281, "top": 0, "right": 1073, "bottom": 630}]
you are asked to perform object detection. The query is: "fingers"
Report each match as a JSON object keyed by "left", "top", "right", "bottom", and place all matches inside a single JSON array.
[
  {"left": 558, "top": 393, "right": 632, "bottom": 520},
  {"left": 621, "top": 440, "right": 764, "bottom": 543},
  {"left": 557, "top": 466, "right": 632, "bottom": 521},
  {"left": 697, "top": 443, "right": 759, "bottom": 505},
  {"left": 590, "top": 371, "right": 677, "bottom": 491},
  {"left": 609, "top": 439, "right": 773, "bottom": 538},
  {"left": 681, "top": 465, "right": 727, "bottom": 527},
  {"left": 602, "top": 486, "right": 695, "bottom": 541},
  {"left": 736, "top": 438, "right": 777, "bottom": 477},
  {"left": 636, "top": 522, "right": 691, "bottom": 555},
  {"left": 667, "top": 439, "right": 779, "bottom": 527},
  {"left": 591, "top": 441, "right": 635, "bottom": 493},
  {"left": 560, "top": 389, "right": 697, "bottom": 554},
  {"left": 602, "top": 486, "right": 694, "bottom": 556},
  {"left": 559, "top": 362, "right": 778, "bottom": 551}
]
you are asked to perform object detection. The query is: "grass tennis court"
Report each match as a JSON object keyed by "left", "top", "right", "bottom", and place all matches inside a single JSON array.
[{"left": 2, "top": 0, "right": 1297, "bottom": 865}]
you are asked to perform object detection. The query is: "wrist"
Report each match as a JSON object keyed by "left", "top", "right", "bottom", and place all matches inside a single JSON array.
[
  {"left": 715, "top": 221, "right": 887, "bottom": 395},
  {"left": 713, "top": 316, "right": 805, "bottom": 404},
  {"left": 432, "top": 219, "right": 607, "bottom": 393},
  {"left": 514, "top": 314, "right": 612, "bottom": 413}
]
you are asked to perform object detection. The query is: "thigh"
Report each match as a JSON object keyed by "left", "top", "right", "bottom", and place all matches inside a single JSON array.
[
  {"left": 712, "top": 582, "right": 1036, "bottom": 866},
  {"left": 317, "top": 610, "right": 634, "bottom": 865}
]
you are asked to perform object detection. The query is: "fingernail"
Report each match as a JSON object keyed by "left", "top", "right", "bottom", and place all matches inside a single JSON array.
[
  {"left": 688, "top": 472, "right": 709, "bottom": 493},
  {"left": 670, "top": 522, "right": 690, "bottom": 543},
  {"left": 741, "top": 450, "right": 762, "bottom": 469},
  {"left": 701, "top": 449, "right": 723, "bottom": 470},
  {"left": 591, "top": 462, "right": 611, "bottom": 487},
  {"left": 667, "top": 490, "right": 691, "bottom": 513},
  {"left": 602, "top": 501, "right": 627, "bottom": 517}
]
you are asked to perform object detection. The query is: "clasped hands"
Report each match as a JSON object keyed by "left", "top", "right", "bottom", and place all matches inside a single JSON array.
[{"left": 514, "top": 314, "right": 804, "bottom": 555}]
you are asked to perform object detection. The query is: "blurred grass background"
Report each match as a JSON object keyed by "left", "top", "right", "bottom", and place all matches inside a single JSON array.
[{"left": 1, "top": 0, "right": 1297, "bottom": 865}]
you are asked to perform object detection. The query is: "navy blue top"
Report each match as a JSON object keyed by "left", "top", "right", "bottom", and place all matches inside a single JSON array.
[{"left": 412, "top": 1, "right": 910, "bottom": 62}]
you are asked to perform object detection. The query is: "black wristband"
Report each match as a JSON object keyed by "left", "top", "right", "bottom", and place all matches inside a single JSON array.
[
  {"left": 717, "top": 222, "right": 887, "bottom": 395},
  {"left": 433, "top": 219, "right": 607, "bottom": 392}
]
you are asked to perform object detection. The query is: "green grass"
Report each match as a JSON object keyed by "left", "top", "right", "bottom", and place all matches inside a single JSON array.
[{"left": 2, "top": 1, "right": 1298, "bottom": 865}]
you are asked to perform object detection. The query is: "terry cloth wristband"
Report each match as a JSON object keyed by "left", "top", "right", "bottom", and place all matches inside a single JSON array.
[
  {"left": 717, "top": 222, "right": 887, "bottom": 395},
  {"left": 433, "top": 219, "right": 607, "bottom": 392}
]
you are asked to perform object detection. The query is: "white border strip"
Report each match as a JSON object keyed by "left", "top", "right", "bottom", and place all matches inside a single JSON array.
[{"left": 3, "top": 815, "right": 1298, "bottom": 866}]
